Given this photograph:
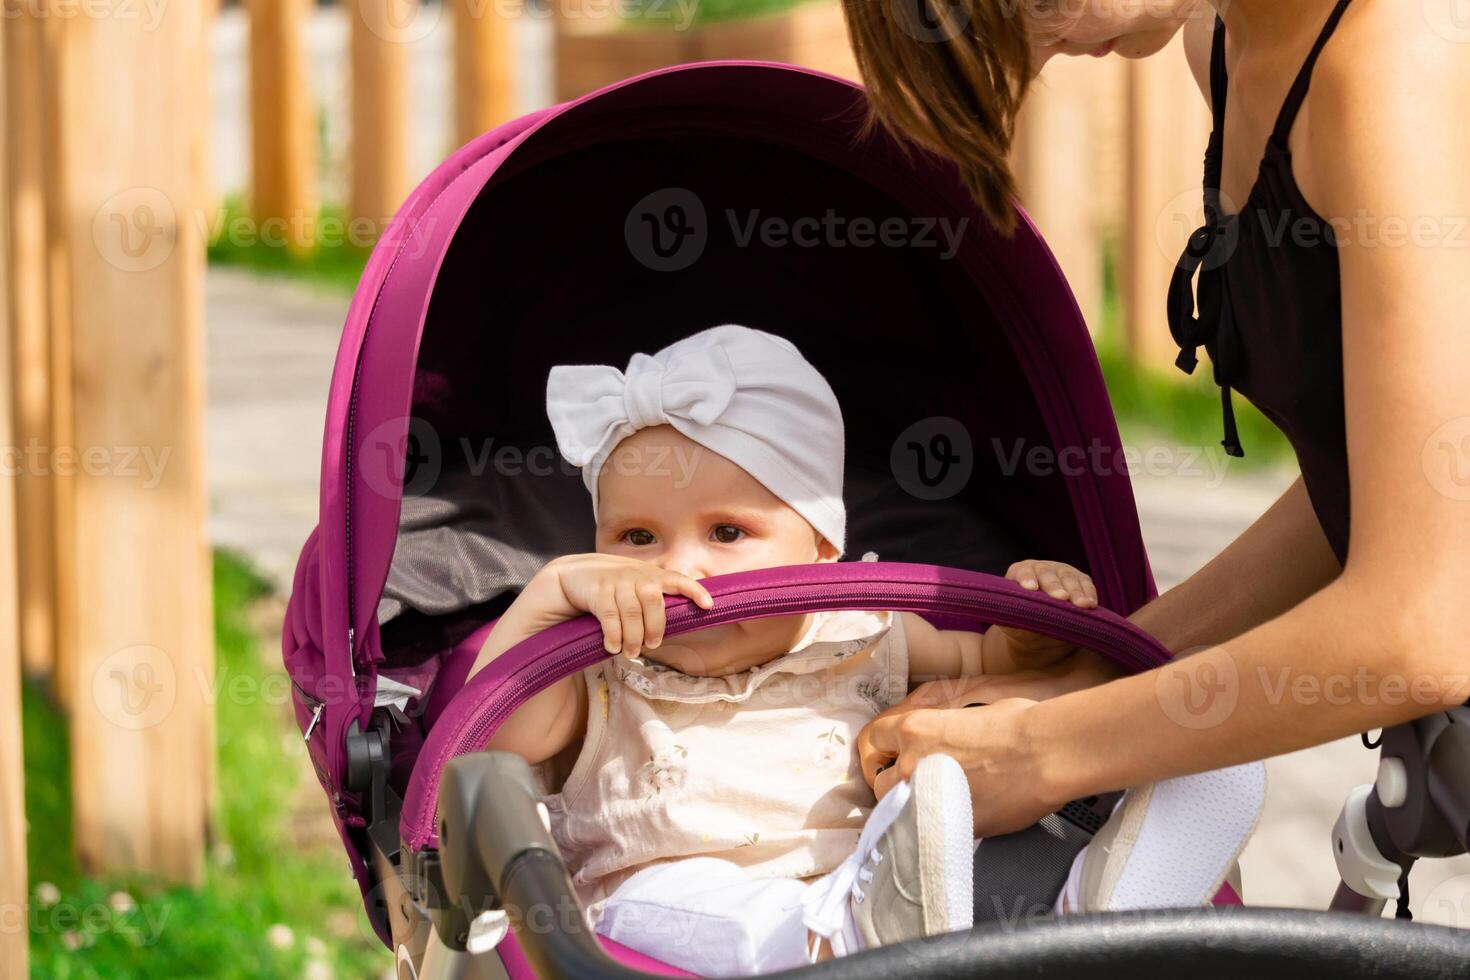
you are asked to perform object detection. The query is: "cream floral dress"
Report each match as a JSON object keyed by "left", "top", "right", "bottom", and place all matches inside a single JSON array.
[{"left": 541, "top": 608, "right": 910, "bottom": 916}]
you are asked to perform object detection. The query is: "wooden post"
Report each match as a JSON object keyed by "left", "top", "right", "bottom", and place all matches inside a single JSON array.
[
  {"left": 1012, "top": 56, "right": 1126, "bottom": 335},
  {"left": 247, "top": 0, "right": 317, "bottom": 254},
  {"left": 349, "top": 0, "right": 414, "bottom": 235},
  {"left": 1, "top": 17, "right": 32, "bottom": 979},
  {"left": 1123, "top": 33, "right": 1214, "bottom": 371},
  {"left": 41, "top": 11, "right": 79, "bottom": 717},
  {"left": 3, "top": 11, "right": 58, "bottom": 684},
  {"left": 451, "top": 0, "right": 516, "bottom": 146},
  {"left": 50, "top": 3, "right": 214, "bottom": 882}
]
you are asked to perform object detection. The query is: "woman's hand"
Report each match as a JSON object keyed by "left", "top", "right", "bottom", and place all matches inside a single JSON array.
[
  {"left": 859, "top": 652, "right": 1116, "bottom": 835},
  {"left": 862, "top": 699, "right": 1064, "bottom": 837},
  {"left": 534, "top": 554, "right": 714, "bottom": 656}
]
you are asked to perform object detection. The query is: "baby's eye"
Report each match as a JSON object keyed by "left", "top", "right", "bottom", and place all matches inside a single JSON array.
[
  {"left": 711, "top": 524, "right": 745, "bottom": 544},
  {"left": 622, "top": 529, "right": 656, "bottom": 546}
]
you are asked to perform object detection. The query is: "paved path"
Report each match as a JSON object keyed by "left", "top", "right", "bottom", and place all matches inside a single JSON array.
[
  {"left": 206, "top": 269, "right": 340, "bottom": 590},
  {"left": 206, "top": 266, "right": 1470, "bottom": 924}
]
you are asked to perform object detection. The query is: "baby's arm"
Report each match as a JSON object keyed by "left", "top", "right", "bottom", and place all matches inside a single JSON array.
[
  {"left": 484, "top": 670, "right": 588, "bottom": 765},
  {"left": 468, "top": 553, "right": 713, "bottom": 763},
  {"left": 905, "top": 559, "right": 1098, "bottom": 684}
]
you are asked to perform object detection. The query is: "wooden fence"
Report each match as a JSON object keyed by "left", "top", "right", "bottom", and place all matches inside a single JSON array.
[
  {"left": 1, "top": 1, "right": 1209, "bottom": 969},
  {"left": 228, "top": 0, "right": 1209, "bottom": 361},
  {"left": 2, "top": 16, "right": 27, "bottom": 976},
  {"left": 2, "top": 6, "right": 217, "bottom": 972}
]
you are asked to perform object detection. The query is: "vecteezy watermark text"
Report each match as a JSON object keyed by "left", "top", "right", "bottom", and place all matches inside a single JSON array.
[
  {"left": 1, "top": 0, "right": 169, "bottom": 32},
  {"left": 1, "top": 439, "right": 170, "bottom": 488},
  {"left": 991, "top": 437, "right": 1235, "bottom": 487},
  {"left": 625, "top": 187, "right": 972, "bottom": 272},
  {"left": 726, "top": 209, "right": 969, "bottom": 260}
]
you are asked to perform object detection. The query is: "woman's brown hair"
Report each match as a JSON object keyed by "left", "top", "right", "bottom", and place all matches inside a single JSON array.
[{"left": 841, "top": 0, "right": 1037, "bottom": 235}]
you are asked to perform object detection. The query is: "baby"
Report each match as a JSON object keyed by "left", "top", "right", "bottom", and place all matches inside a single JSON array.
[{"left": 468, "top": 326, "right": 1263, "bottom": 974}]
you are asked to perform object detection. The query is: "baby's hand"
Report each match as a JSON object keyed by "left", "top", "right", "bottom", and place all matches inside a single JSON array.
[
  {"left": 541, "top": 554, "right": 714, "bottom": 656},
  {"left": 1006, "top": 559, "right": 1097, "bottom": 609}
]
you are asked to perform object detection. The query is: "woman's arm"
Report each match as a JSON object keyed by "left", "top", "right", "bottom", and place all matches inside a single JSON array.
[
  {"left": 866, "top": 10, "right": 1470, "bottom": 831},
  {"left": 1054, "top": 0, "right": 1470, "bottom": 784}
]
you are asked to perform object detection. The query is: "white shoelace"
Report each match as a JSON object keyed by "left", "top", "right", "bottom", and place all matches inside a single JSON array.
[{"left": 801, "top": 778, "right": 915, "bottom": 959}]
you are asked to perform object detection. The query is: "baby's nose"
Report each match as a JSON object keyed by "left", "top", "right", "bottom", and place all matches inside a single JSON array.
[{"left": 654, "top": 551, "right": 707, "bottom": 583}]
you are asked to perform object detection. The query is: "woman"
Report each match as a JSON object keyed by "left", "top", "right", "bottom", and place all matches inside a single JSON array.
[{"left": 844, "top": 0, "right": 1470, "bottom": 838}]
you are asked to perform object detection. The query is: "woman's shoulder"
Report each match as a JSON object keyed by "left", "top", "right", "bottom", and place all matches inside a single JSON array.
[
  {"left": 1312, "top": 0, "right": 1468, "bottom": 98},
  {"left": 1300, "top": 0, "right": 1470, "bottom": 217}
]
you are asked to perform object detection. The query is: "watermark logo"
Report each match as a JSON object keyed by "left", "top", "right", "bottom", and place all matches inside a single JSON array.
[
  {"left": 1157, "top": 186, "right": 1240, "bottom": 271},
  {"left": 356, "top": 0, "right": 443, "bottom": 45},
  {"left": 625, "top": 187, "right": 970, "bottom": 271},
  {"left": 1422, "top": 416, "right": 1470, "bottom": 501},
  {"left": 626, "top": 187, "right": 708, "bottom": 272},
  {"left": 1, "top": 0, "right": 170, "bottom": 31},
  {"left": 1155, "top": 646, "right": 1239, "bottom": 730},
  {"left": 890, "top": 0, "right": 972, "bottom": 43},
  {"left": 93, "top": 186, "right": 175, "bottom": 273},
  {"left": 726, "top": 209, "right": 968, "bottom": 257},
  {"left": 1422, "top": 0, "right": 1470, "bottom": 43},
  {"left": 3, "top": 888, "right": 171, "bottom": 948},
  {"left": 360, "top": 416, "right": 443, "bottom": 502},
  {"left": 890, "top": 416, "right": 974, "bottom": 501},
  {"left": 1423, "top": 873, "right": 1470, "bottom": 928},
  {"left": 993, "top": 436, "right": 1234, "bottom": 487},
  {"left": 0, "top": 439, "right": 171, "bottom": 488},
  {"left": 92, "top": 645, "right": 176, "bottom": 730}
]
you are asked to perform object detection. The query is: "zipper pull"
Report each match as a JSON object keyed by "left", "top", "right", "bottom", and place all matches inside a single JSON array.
[
  {"left": 347, "top": 625, "right": 357, "bottom": 678},
  {"left": 304, "top": 703, "right": 323, "bottom": 742}
]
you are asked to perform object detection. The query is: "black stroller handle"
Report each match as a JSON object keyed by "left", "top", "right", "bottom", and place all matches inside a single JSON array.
[{"left": 434, "top": 753, "right": 1470, "bottom": 980}]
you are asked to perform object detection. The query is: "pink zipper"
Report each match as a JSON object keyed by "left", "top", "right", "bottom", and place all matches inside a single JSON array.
[{"left": 401, "top": 563, "right": 1172, "bottom": 849}]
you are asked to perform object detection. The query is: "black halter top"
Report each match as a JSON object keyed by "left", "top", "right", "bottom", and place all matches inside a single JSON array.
[{"left": 1168, "top": 0, "right": 1354, "bottom": 566}]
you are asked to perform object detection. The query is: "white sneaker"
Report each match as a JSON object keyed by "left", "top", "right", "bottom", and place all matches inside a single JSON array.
[
  {"left": 803, "top": 754, "right": 974, "bottom": 956},
  {"left": 1058, "top": 763, "right": 1267, "bottom": 912}
]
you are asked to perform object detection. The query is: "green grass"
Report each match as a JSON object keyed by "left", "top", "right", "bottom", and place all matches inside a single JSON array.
[
  {"left": 23, "top": 552, "right": 388, "bottom": 979},
  {"left": 1097, "top": 336, "right": 1294, "bottom": 468},
  {"left": 622, "top": 0, "right": 819, "bottom": 26},
  {"left": 206, "top": 197, "right": 370, "bottom": 295}
]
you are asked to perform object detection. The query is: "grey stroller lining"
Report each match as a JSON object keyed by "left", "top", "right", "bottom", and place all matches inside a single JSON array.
[{"left": 378, "top": 449, "right": 1022, "bottom": 626}]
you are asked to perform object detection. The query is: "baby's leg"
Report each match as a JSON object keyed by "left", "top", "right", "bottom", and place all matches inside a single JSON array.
[
  {"left": 1056, "top": 762, "right": 1267, "bottom": 913},
  {"left": 595, "top": 857, "right": 813, "bottom": 976}
]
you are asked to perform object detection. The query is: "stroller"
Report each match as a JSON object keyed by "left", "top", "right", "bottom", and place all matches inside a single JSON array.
[{"left": 282, "top": 61, "right": 1470, "bottom": 978}]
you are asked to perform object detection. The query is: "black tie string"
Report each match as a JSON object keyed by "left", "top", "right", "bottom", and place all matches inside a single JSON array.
[{"left": 1167, "top": 216, "right": 1246, "bottom": 458}]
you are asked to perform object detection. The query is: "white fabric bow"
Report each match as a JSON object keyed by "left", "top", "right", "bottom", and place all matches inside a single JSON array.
[
  {"left": 544, "top": 324, "right": 848, "bottom": 554},
  {"left": 547, "top": 346, "right": 738, "bottom": 467}
]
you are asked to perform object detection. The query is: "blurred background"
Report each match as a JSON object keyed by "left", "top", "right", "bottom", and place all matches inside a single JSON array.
[{"left": 2, "top": 2, "right": 1465, "bottom": 978}]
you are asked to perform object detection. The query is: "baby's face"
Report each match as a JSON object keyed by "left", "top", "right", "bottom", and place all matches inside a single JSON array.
[{"left": 595, "top": 425, "right": 839, "bottom": 676}]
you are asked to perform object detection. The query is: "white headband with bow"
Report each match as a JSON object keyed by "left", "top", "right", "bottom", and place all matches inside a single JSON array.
[{"left": 546, "top": 324, "right": 847, "bottom": 554}]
